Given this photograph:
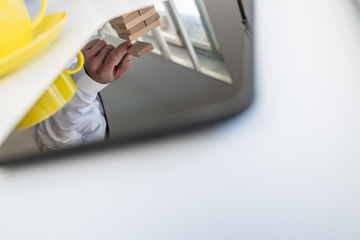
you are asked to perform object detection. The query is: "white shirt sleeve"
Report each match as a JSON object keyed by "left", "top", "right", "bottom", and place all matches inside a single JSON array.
[{"left": 30, "top": 65, "right": 109, "bottom": 152}]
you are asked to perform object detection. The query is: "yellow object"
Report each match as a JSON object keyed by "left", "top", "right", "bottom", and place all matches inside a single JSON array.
[
  {"left": 0, "top": 12, "right": 66, "bottom": 77},
  {"left": 16, "top": 52, "right": 85, "bottom": 129},
  {"left": 0, "top": 0, "right": 47, "bottom": 57}
]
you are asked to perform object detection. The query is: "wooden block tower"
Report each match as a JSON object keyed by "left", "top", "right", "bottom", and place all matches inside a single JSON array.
[{"left": 110, "top": 6, "right": 161, "bottom": 58}]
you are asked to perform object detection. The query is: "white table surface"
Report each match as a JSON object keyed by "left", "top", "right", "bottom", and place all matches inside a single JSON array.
[{"left": 1, "top": 0, "right": 360, "bottom": 239}]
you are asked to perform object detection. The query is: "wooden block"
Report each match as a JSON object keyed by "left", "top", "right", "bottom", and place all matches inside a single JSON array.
[
  {"left": 113, "top": 13, "right": 159, "bottom": 35},
  {"left": 127, "top": 41, "right": 154, "bottom": 58},
  {"left": 113, "top": 21, "right": 146, "bottom": 35},
  {"left": 122, "top": 11, "right": 134, "bottom": 18},
  {"left": 110, "top": 11, "right": 140, "bottom": 25},
  {"left": 111, "top": 24, "right": 125, "bottom": 33},
  {"left": 139, "top": 6, "right": 155, "bottom": 14},
  {"left": 117, "top": 19, "right": 161, "bottom": 41},
  {"left": 118, "top": 7, "right": 157, "bottom": 29},
  {"left": 145, "top": 13, "right": 160, "bottom": 26}
]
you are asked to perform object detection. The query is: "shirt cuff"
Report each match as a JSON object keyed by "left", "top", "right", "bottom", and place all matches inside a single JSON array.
[{"left": 71, "top": 67, "right": 109, "bottom": 103}]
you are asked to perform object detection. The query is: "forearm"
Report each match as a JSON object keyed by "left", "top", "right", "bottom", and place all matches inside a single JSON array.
[{"left": 31, "top": 67, "right": 108, "bottom": 152}]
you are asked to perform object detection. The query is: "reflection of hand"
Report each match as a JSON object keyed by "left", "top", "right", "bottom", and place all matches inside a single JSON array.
[{"left": 81, "top": 39, "right": 132, "bottom": 84}]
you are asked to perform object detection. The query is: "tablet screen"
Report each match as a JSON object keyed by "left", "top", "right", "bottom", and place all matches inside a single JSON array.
[{"left": 0, "top": 0, "right": 253, "bottom": 162}]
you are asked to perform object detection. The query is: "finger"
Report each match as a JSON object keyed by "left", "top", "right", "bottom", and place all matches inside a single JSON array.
[
  {"left": 96, "top": 44, "right": 115, "bottom": 64},
  {"left": 87, "top": 45, "right": 115, "bottom": 72},
  {"left": 85, "top": 40, "right": 108, "bottom": 59},
  {"left": 103, "top": 41, "right": 131, "bottom": 71},
  {"left": 114, "top": 53, "right": 132, "bottom": 79},
  {"left": 82, "top": 39, "right": 101, "bottom": 52}
]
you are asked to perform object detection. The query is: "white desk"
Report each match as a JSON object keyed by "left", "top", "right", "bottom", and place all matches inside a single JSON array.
[{"left": 1, "top": 0, "right": 360, "bottom": 239}]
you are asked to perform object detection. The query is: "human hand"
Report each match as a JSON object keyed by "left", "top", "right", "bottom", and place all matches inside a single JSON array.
[{"left": 81, "top": 39, "right": 132, "bottom": 84}]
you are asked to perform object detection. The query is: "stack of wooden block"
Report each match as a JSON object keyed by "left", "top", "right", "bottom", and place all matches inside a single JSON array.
[{"left": 110, "top": 6, "right": 161, "bottom": 58}]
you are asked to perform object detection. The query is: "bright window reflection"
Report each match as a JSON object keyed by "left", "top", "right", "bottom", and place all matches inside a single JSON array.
[
  {"left": 172, "top": 0, "right": 210, "bottom": 46},
  {"left": 154, "top": 1, "right": 182, "bottom": 45}
]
